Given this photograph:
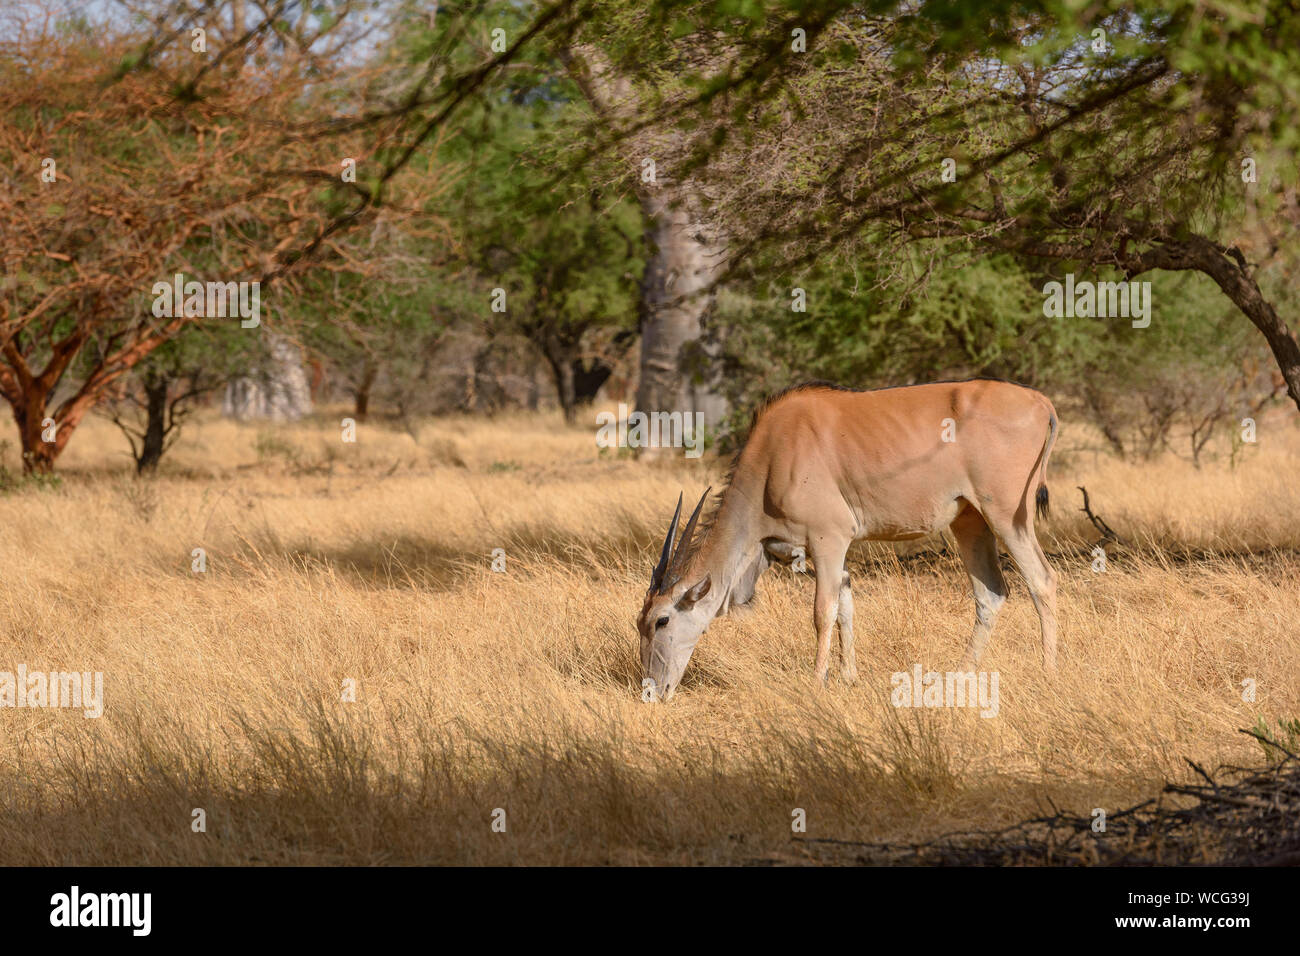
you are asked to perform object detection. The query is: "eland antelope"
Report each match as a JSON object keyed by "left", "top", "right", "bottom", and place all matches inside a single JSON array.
[{"left": 637, "top": 379, "right": 1059, "bottom": 701}]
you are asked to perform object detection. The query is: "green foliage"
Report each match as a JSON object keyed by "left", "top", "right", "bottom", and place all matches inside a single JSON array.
[
  {"left": 1253, "top": 717, "right": 1300, "bottom": 766},
  {"left": 440, "top": 88, "right": 644, "bottom": 340},
  {"left": 253, "top": 430, "right": 300, "bottom": 466},
  {"left": 715, "top": 245, "right": 1283, "bottom": 453},
  {"left": 0, "top": 449, "right": 64, "bottom": 495},
  {"left": 22, "top": 0, "right": 1299, "bottom": 446},
  {"left": 417, "top": 17, "right": 645, "bottom": 413}
]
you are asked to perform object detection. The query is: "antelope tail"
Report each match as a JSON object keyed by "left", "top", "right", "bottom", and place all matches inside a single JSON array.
[{"left": 1035, "top": 411, "right": 1058, "bottom": 520}]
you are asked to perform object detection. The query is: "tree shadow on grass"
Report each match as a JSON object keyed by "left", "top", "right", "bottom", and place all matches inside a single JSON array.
[
  {"left": 199, "top": 515, "right": 662, "bottom": 592},
  {"left": 0, "top": 733, "right": 1131, "bottom": 866}
]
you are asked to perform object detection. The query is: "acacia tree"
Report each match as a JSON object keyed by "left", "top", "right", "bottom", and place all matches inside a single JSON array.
[
  {"left": 479, "top": 189, "right": 643, "bottom": 424},
  {"left": 640, "top": 1, "right": 1300, "bottom": 414},
  {"left": 98, "top": 323, "right": 253, "bottom": 473},
  {"left": 0, "top": 3, "right": 389, "bottom": 469},
  {"left": 296, "top": 252, "right": 455, "bottom": 422},
  {"left": 0, "top": 0, "right": 576, "bottom": 471},
  {"left": 444, "top": 98, "right": 643, "bottom": 424}
]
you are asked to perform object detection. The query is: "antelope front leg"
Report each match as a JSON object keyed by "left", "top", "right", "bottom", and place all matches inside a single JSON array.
[
  {"left": 810, "top": 540, "right": 849, "bottom": 684},
  {"left": 837, "top": 571, "right": 857, "bottom": 683}
]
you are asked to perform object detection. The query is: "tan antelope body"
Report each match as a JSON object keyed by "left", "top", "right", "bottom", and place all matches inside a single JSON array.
[{"left": 638, "top": 379, "right": 1059, "bottom": 701}]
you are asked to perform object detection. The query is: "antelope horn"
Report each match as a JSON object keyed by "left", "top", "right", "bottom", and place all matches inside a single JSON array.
[
  {"left": 663, "top": 486, "right": 711, "bottom": 591},
  {"left": 650, "top": 492, "right": 683, "bottom": 591}
]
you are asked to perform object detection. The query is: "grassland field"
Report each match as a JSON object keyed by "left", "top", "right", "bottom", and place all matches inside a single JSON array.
[{"left": 0, "top": 405, "right": 1296, "bottom": 864}]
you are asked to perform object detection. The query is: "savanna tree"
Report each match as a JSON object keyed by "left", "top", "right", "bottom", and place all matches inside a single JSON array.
[
  {"left": 98, "top": 321, "right": 256, "bottom": 473},
  {"left": 643, "top": 1, "right": 1300, "bottom": 415},
  {"left": 445, "top": 100, "right": 643, "bottom": 424},
  {"left": 0, "top": 0, "right": 566, "bottom": 470}
]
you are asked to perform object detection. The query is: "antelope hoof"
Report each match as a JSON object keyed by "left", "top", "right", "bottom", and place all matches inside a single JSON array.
[
  {"left": 841, "top": 664, "right": 858, "bottom": 685},
  {"left": 640, "top": 678, "right": 659, "bottom": 703}
]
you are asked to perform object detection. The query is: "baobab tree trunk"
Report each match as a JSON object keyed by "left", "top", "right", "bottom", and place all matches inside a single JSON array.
[
  {"left": 635, "top": 190, "right": 729, "bottom": 458},
  {"left": 562, "top": 43, "right": 730, "bottom": 456},
  {"left": 222, "top": 333, "right": 314, "bottom": 421}
]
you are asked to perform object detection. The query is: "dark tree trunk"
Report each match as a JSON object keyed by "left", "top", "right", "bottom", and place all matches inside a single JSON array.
[
  {"left": 555, "top": 358, "right": 578, "bottom": 425},
  {"left": 572, "top": 359, "right": 613, "bottom": 404},
  {"left": 136, "top": 376, "right": 169, "bottom": 474},
  {"left": 1093, "top": 233, "right": 1300, "bottom": 415},
  {"left": 1179, "top": 237, "right": 1300, "bottom": 414},
  {"left": 14, "top": 387, "right": 56, "bottom": 475},
  {"left": 354, "top": 359, "right": 377, "bottom": 421},
  {"left": 541, "top": 343, "right": 579, "bottom": 424}
]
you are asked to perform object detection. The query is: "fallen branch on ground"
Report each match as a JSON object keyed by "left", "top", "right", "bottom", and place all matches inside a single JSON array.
[
  {"left": 1077, "top": 485, "right": 1126, "bottom": 546},
  {"left": 788, "top": 729, "right": 1300, "bottom": 866}
]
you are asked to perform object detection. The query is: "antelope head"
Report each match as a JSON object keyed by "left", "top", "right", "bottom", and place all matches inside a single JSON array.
[{"left": 638, "top": 487, "right": 713, "bottom": 703}]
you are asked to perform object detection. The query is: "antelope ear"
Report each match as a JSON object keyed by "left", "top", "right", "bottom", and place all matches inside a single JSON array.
[{"left": 678, "top": 575, "right": 711, "bottom": 609}]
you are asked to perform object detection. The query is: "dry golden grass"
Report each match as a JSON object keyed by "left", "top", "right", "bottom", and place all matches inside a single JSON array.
[{"left": 0, "top": 406, "right": 1296, "bottom": 864}]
